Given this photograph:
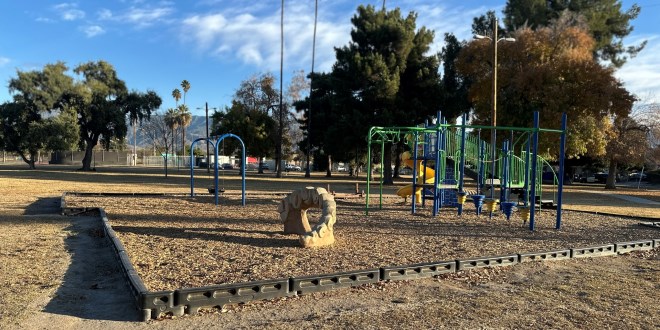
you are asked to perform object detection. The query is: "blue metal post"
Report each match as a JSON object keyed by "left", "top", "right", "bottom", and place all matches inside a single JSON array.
[
  {"left": 190, "top": 139, "right": 198, "bottom": 197},
  {"left": 529, "top": 112, "right": 540, "bottom": 231},
  {"left": 458, "top": 114, "right": 467, "bottom": 216},
  {"left": 478, "top": 139, "right": 485, "bottom": 195},
  {"left": 214, "top": 134, "right": 247, "bottom": 206},
  {"left": 501, "top": 141, "right": 509, "bottom": 202},
  {"left": 366, "top": 132, "right": 372, "bottom": 215},
  {"left": 556, "top": 113, "right": 567, "bottom": 229},
  {"left": 433, "top": 116, "right": 442, "bottom": 215},
  {"left": 190, "top": 137, "right": 212, "bottom": 197},
  {"left": 214, "top": 139, "right": 220, "bottom": 206},
  {"left": 380, "top": 139, "right": 385, "bottom": 210},
  {"left": 412, "top": 133, "right": 419, "bottom": 214},
  {"left": 239, "top": 137, "right": 246, "bottom": 206},
  {"left": 523, "top": 134, "right": 530, "bottom": 207}
]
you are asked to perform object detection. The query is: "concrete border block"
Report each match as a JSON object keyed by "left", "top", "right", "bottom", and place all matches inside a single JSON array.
[
  {"left": 175, "top": 279, "right": 290, "bottom": 315},
  {"left": 456, "top": 254, "right": 518, "bottom": 271},
  {"left": 615, "top": 240, "right": 654, "bottom": 254},
  {"left": 290, "top": 269, "right": 380, "bottom": 295},
  {"left": 381, "top": 261, "right": 456, "bottom": 281},
  {"left": 571, "top": 244, "right": 616, "bottom": 258},
  {"left": 519, "top": 250, "right": 571, "bottom": 263}
]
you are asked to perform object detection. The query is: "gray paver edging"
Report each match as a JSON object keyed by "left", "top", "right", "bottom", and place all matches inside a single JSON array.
[{"left": 60, "top": 192, "right": 660, "bottom": 321}]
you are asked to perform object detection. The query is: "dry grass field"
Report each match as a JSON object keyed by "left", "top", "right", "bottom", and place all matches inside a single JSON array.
[{"left": 0, "top": 164, "right": 658, "bottom": 329}]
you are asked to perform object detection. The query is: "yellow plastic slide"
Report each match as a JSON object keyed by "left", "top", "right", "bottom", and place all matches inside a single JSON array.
[{"left": 396, "top": 152, "right": 436, "bottom": 203}]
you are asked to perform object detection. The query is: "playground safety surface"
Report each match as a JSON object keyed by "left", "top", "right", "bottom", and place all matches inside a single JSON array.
[
  {"left": 1, "top": 166, "right": 659, "bottom": 328},
  {"left": 63, "top": 193, "right": 657, "bottom": 293}
]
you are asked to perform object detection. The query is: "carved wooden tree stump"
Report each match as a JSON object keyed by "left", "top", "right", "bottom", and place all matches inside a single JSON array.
[{"left": 277, "top": 187, "right": 337, "bottom": 248}]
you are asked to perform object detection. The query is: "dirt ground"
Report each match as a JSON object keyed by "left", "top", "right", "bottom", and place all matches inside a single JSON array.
[{"left": 0, "top": 164, "right": 658, "bottom": 329}]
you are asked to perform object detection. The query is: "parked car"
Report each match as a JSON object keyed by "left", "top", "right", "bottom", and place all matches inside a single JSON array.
[
  {"left": 246, "top": 163, "right": 258, "bottom": 170},
  {"left": 594, "top": 172, "right": 608, "bottom": 183},
  {"left": 542, "top": 171, "right": 555, "bottom": 184},
  {"left": 285, "top": 164, "right": 301, "bottom": 171},
  {"left": 629, "top": 172, "right": 647, "bottom": 181},
  {"left": 221, "top": 163, "right": 233, "bottom": 170},
  {"left": 259, "top": 163, "right": 270, "bottom": 171},
  {"left": 579, "top": 174, "right": 596, "bottom": 183}
]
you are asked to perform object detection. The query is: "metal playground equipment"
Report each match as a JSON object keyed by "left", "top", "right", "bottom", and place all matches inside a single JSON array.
[
  {"left": 366, "top": 112, "right": 568, "bottom": 231},
  {"left": 189, "top": 133, "right": 246, "bottom": 206}
]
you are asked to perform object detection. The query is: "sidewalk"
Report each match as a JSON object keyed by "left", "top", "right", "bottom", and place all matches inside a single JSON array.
[{"left": 561, "top": 184, "right": 660, "bottom": 219}]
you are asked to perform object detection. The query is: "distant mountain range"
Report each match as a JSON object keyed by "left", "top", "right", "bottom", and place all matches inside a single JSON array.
[{"left": 126, "top": 115, "right": 210, "bottom": 149}]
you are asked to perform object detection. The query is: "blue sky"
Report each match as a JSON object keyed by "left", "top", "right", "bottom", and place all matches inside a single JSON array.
[{"left": 1, "top": 0, "right": 658, "bottom": 117}]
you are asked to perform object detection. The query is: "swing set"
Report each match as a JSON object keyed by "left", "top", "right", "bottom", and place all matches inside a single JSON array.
[
  {"left": 366, "top": 112, "right": 568, "bottom": 231},
  {"left": 190, "top": 133, "right": 247, "bottom": 206}
]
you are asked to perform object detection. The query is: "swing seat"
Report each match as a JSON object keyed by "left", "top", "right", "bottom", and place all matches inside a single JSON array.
[{"left": 208, "top": 187, "right": 226, "bottom": 194}]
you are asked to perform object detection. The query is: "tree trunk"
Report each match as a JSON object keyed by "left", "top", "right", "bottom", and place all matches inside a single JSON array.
[
  {"left": 19, "top": 151, "right": 36, "bottom": 169},
  {"left": 393, "top": 141, "right": 403, "bottom": 179},
  {"left": 80, "top": 136, "right": 99, "bottom": 171},
  {"left": 383, "top": 143, "right": 394, "bottom": 185},
  {"left": 605, "top": 161, "right": 618, "bottom": 189},
  {"left": 176, "top": 127, "right": 180, "bottom": 170},
  {"left": 326, "top": 154, "right": 332, "bottom": 177},
  {"left": 275, "top": 143, "right": 282, "bottom": 178},
  {"left": 164, "top": 154, "right": 168, "bottom": 178},
  {"left": 181, "top": 126, "right": 186, "bottom": 164}
]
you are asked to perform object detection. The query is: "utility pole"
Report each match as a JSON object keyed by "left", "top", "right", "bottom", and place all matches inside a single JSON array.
[
  {"left": 206, "top": 102, "right": 210, "bottom": 173},
  {"left": 277, "top": 0, "right": 284, "bottom": 178},
  {"left": 306, "top": 0, "right": 318, "bottom": 178}
]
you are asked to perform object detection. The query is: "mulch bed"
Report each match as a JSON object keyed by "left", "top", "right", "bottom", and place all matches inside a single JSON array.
[{"left": 65, "top": 193, "right": 657, "bottom": 292}]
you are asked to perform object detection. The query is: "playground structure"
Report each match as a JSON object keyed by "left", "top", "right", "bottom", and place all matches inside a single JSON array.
[
  {"left": 278, "top": 187, "right": 337, "bottom": 248},
  {"left": 366, "top": 112, "right": 568, "bottom": 231},
  {"left": 189, "top": 133, "right": 247, "bottom": 206}
]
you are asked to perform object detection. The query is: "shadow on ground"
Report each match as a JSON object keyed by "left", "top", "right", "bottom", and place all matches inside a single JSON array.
[
  {"left": 42, "top": 216, "right": 142, "bottom": 322},
  {"left": 24, "top": 197, "right": 61, "bottom": 215}
]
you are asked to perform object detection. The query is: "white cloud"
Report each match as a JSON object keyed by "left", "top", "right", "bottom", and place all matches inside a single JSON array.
[
  {"left": 98, "top": 5, "right": 174, "bottom": 28},
  {"left": 53, "top": 3, "right": 85, "bottom": 21},
  {"left": 182, "top": 14, "right": 227, "bottom": 48},
  {"left": 81, "top": 25, "right": 106, "bottom": 38},
  {"left": 98, "top": 8, "right": 113, "bottom": 20},
  {"left": 36, "top": 17, "right": 55, "bottom": 23},
  {"left": 179, "top": 1, "right": 497, "bottom": 74},
  {"left": 616, "top": 35, "right": 660, "bottom": 103},
  {"left": 180, "top": 3, "right": 352, "bottom": 72},
  {"left": 0, "top": 57, "right": 10, "bottom": 67},
  {"left": 123, "top": 6, "right": 174, "bottom": 27}
]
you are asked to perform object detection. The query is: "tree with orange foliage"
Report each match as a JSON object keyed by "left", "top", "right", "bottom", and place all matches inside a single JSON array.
[{"left": 456, "top": 13, "right": 635, "bottom": 162}]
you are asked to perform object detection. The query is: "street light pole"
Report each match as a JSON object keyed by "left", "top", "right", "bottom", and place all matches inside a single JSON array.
[
  {"left": 490, "top": 18, "right": 498, "bottom": 199},
  {"left": 474, "top": 18, "right": 515, "bottom": 199}
]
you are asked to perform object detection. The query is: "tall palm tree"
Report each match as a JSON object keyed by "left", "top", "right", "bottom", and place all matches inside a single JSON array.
[
  {"left": 172, "top": 88, "right": 182, "bottom": 106},
  {"left": 177, "top": 104, "right": 193, "bottom": 160},
  {"left": 164, "top": 108, "right": 179, "bottom": 168},
  {"left": 181, "top": 80, "right": 191, "bottom": 105}
]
